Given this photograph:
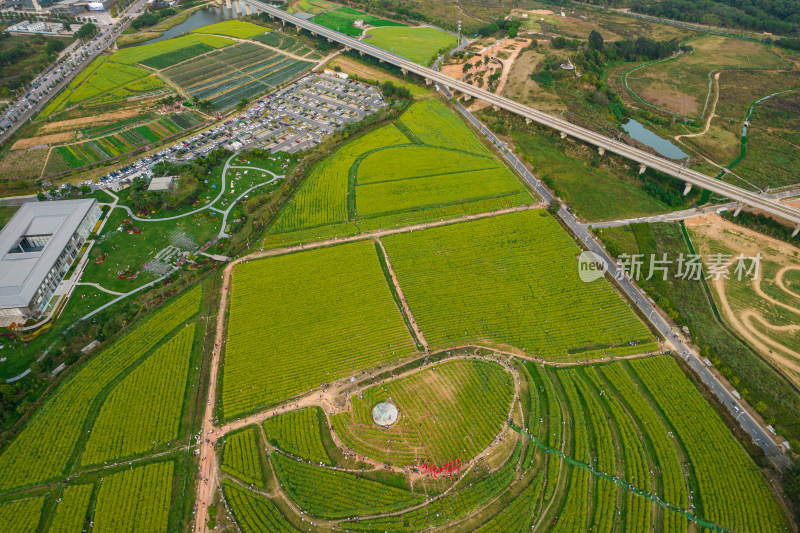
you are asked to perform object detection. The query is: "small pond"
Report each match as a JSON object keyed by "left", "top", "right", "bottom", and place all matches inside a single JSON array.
[{"left": 622, "top": 119, "right": 689, "bottom": 160}]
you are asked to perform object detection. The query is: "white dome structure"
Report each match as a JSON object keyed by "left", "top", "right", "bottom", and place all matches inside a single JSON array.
[{"left": 372, "top": 402, "right": 399, "bottom": 427}]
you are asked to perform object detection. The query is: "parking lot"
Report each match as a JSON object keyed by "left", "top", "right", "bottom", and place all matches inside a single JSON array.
[{"left": 96, "top": 72, "right": 385, "bottom": 190}]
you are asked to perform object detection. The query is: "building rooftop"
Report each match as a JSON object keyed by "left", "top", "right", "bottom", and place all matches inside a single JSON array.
[
  {"left": 148, "top": 176, "right": 175, "bottom": 192},
  {"left": 0, "top": 199, "right": 96, "bottom": 309}
]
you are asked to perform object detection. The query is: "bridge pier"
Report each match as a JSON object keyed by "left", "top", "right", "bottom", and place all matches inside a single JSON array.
[
  {"left": 225, "top": 0, "right": 231, "bottom": 10},
  {"left": 327, "top": 38, "right": 333, "bottom": 42},
  {"left": 733, "top": 203, "right": 743, "bottom": 217},
  {"left": 462, "top": 94, "right": 471, "bottom": 102},
  {"left": 401, "top": 68, "right": 407, "bottom": 75},
  {"left": 244, "top": 3, "right": 251, "bottom": 15},
  {"left": 639, "top": 164, "right": 646, "bottom": 175},
  {"left": 683, "top": 182, "right": 692, "bottom": 196},
  {"left": 560, "top": 132, "right": 567, "bottom": 139},
  {"left": 425, "top": 78, "right": 432, "bottom": 85},
  {"left": 525, "top": 118, "right": 531, "bottom": 124},
  {"left": 597, "top": 147, "right": 605, "bottom": 156},
  {"left": 793, "top": 224, "right": 800, "bottom": 238}
]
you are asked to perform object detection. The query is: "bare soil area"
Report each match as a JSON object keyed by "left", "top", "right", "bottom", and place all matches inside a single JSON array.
[
  {"left": 39, "top": 108, "right": 141, "bottom": 133},
  {"left": 12, "top": 132, "right": 75, "bottom": 150},
  {"left": 686, "top": 213, "right": 800, "bottom": 386}
]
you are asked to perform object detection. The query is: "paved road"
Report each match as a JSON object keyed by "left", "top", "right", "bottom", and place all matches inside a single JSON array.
[
  {"left": 0, "top": 0, "right": 148, "bottom": 147},
  {"left": 247, "top": 1, "right": 800, "bottom": 228},
  {"left": 588, "top": 187, "right": 800, "bottom": 229},
  {"left": 439, "top": 85, "right": 791, "bottom": 469}
]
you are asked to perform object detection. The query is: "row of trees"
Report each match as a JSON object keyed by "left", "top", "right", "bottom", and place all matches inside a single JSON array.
[
  {"left": 131, "top": 8, "right": 176, "bottom": 30},
  {"left": 630, "top": 0, "right": 798, "bottom": 35}
]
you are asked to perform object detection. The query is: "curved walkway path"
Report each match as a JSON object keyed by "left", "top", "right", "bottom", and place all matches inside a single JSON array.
[
  {"left": 111, "top": 157, "right": 282, "bottom": 223},
  {"left": 76, "top": 282, "right": 125, "bottom": 296}
]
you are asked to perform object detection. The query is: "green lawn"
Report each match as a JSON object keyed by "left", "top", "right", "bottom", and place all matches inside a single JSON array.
[
  {"left": 508, "top": 124, "right": 691, "bottom": 221},
  {"left": 80, "top": 208, "right": 219, "bottom": 293},
  {"left": 0, "top": 205, "right": 19, "bottom": 230},
  {"left": 190, "top": 20, "right": 269, "bottom": 39},
  {"left": 312, "top": 6, "right": 405, "bottom": 37},
  {"left": 365, "top": 26, "right": 456, "bottom": 66}
]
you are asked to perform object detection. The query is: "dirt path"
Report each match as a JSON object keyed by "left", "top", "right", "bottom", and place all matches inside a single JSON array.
[
  {"left": 675, "top": 71, "right": 720, "bottom": 143},
  {"left": 375, "top": 237, "right": 429, "bottom": 352},
  {"left": 712, "top": 277, "right": 800, "bottom": 377},
  {"left": 686, "top": 213, "right": 800, "bottom": 386}
]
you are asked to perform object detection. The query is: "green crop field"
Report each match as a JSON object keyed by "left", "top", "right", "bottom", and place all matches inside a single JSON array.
[
  {"left": 0, "top": 287, "right": 201, "bottom": 491},
  {"left": 48, "top": 484, "right": 94, "bottom": 533},
  {"left": 139, "top": 42, "right": 214, "bottom": 69},
  {"left": 161, "top": 42, "right": 312, "bottom": 110},
  {"left": 352, "top": 443, "right": 523, "bottom": 531},
  {"left": 312, "top": 6, "right": 406, "bottom": 37},
  {"left": 224, "top": 480, "right": 300, "bottom": 532},
  {"left": 626, "top": 35, "right": 785, "bottom": 118},
  {"left": 263, "top": 408, "right": 332, "bottom": 464},
  {"left": 332, "top": 359, "right": 513, "bottom": 466},
  {"left": 80, "top": 324, "right": 195, "bottom": 465},
  {"left": 42, "top": 55, "right": 109, "bottom": 116},
  {"left": 216, "top": 348, "right": 790, "bottom": 532},
  {"left": 630, "top": 357, "right": 788, "bottom": 531},
  {"left": 0, "top": 496, "right": 45, "bottom": 533},
  {"left": 268, "top": 99, "right": 533, "bottom": 238},
  {"left": 365, "top": 26, "right": 457, "bottom": 66},
  {"left": 272, "top": 452, "right": 423, "bottom": 519},
  {"left": 382, "top": 210, "right": 658, "bottom": 360},
  {"left": 191, "top": 20, "right": 270, "bottom": 39},
  {"left": 112, "top": 33, "right": 235, "bottom": 65},
  {"left": 222, "top": 426, "right": 266, "bottom": 487},
  {"left": 67, "top": 61, "right": 149, "bottom": 104},
  {"left": 93, "top": 461, "right": 174, "bottom": 533},
  {"left": 222, "top": 241, "right": 417, "bottom": 417}
]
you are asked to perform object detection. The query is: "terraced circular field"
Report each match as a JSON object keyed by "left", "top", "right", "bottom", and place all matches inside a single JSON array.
[{"left": 331, "top": 358, "right": 515, "bottom": 467}]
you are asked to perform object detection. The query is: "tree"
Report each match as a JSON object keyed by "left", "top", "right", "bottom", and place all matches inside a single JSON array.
[
  {"left": 462, "top": 62, "right": 471, "bottom": 74},
  {"left": 783, "top": 462, "right": 800, "bottom": 523},
  {"left": 37, "top": 191, "right": 47, "bottom": 201},
  {"left": 80, "top": 184, "right": 91, "bottom": 194},
  {"left": 74, "top": 23, "right": 97, "bottom": 40},
  {"left": 237, "top": 97, "right": 249, "bottom": 111},
  {"left": 547, "top": 199, "right": 561, "bottom": 214},
  {"left": 588, "top": 30, "right": 604, "bottom": 51}
]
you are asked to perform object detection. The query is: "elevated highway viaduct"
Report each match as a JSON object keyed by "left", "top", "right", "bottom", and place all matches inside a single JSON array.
[{"left": 241, "top": 0, "right": 800, "bottom": 232}]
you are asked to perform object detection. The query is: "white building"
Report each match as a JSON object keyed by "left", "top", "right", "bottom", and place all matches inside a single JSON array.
[
  {"left": 7, "top": 20, "right": 65, "bottom": 34},
  {"left": 0, "top": 199, "right": 101, "bottom": 327}
]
